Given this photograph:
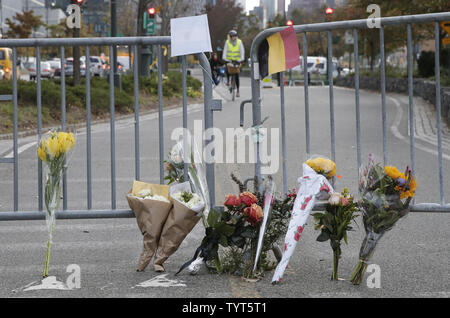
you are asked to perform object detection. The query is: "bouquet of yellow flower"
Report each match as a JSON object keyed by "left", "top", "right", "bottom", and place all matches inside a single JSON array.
[
  {"left": 350, "top": 154, "right": 417, "bottom": 285},
  {"left": 38, "top": 131, "right": 75, "bottom": 277},
  {"left": 305, "top": 156, "right": 337, "bottom": 179}
]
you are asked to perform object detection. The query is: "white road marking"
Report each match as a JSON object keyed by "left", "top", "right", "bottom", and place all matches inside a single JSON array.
[
  {"left": 389, "top": 96, "right": 450, "bottom": 161},
  {"left": 4, "top": 141, "right": 37, "bottom": 158},
  {"left": 22, "top": 276, "right": 72, "bottom": 291},
  {"left": 135, "top": 274, "right": 186, "bottom": 288}
]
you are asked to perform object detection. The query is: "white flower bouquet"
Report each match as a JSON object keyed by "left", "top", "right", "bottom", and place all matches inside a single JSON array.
[
  {"left": 153, "top": 182, "right": 205, "bottom": 272},
  {"left": 126, "top": 180, "right": 173, "bottom": 271}
]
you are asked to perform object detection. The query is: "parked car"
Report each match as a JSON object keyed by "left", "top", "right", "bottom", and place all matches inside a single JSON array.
[
  {"left": 84, "top": 56, "right": 106, "bottom": 77},
  {"left": 64, "top": 58, "right": 88, "bottom": 77},
  {"left": 48, "top": 59, "right": 61, "bottom": 77},
  {"left": 28, "top": 61, "right": 54, "bottom": 80}
]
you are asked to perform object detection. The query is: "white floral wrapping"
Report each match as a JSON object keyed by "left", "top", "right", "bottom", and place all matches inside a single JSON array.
[
  {"left": 170, "top": 182, "right": 205, "bottom": 216},
  {"left": 272, "top": 164, "right": 333, "bottom": 284}
]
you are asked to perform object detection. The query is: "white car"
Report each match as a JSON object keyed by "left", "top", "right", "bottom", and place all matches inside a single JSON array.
[
  {"left": 85, "top": 56, "right": 106, "bottom": 77},
  {"left": 29, "top": 61, "right": 54, "bottom": 80}
]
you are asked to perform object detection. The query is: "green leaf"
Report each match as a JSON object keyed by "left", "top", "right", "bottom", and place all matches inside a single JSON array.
[
  {"left": 311, "top": 213, "right": 324, "bottom": 218},
  {"left": 207, "top": 208, "right": 220, "bottom": 228},
  {"left": 241, "top": 226, "right": 256, "bottom": 239},
  {"left": 215, "top": 223, "right": 235, "bottom": 237},
  {"left": 316, "top": 231, "right": 330, "bottom": 242},
  {"left": 219, "top": 235, "right": 228, "bottom": 247}
]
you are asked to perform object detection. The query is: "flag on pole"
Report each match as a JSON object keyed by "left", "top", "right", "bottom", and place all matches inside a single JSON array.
[{"left": 258, "top": 26, "right": 300, "bottom": 78}]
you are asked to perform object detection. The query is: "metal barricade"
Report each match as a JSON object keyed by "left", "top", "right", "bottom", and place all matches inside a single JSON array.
[
  {"left": 249, "top": 12, "right": 450, "bottom": 212},
  {"left": 0, "top": 36, "right": 219, "bottom": 220}
]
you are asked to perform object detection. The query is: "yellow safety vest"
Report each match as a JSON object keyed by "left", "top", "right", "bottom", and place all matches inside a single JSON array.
[{"left": 226, "top": 39, "right": 242, "bottom": 61}]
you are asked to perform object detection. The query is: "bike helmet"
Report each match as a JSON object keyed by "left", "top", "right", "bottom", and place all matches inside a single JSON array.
[{"left": 229, "top": 30, "right": 237, "bottom": 37}]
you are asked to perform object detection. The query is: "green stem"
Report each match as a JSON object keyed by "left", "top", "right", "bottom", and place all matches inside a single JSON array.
[
  {"left": 350, "top": 260, "right": 368, "bottom": 285},
  {"left": 331, "top": 249, "right": 340, "bottom": 281},
  {"left": 43, "top": 240, "right": 52, "bottom": 278},
  {"left": 43, "top": 218, "right": 55, "bottom": 278}
]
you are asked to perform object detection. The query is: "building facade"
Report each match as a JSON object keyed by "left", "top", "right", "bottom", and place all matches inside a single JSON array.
[{"left": 0, "top": 0, "right": 66, "bottom": 38}]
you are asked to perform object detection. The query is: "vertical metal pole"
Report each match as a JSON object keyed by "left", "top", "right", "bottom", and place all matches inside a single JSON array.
[
  {"left": 380, "top": 26, "right": 388, "bottom": 166},
  {"left": 12, "top": 47, "right": 18, "bottom": 211},
  {"left": 280, "top": 72, "right": 287, "bottom": 195},
  {"left": 182, "top": 55, "right": 188, "bottom": 180},
  {"left": 111, "top": 0, "right": 118, "bottom": 75},
  {"left": 435, "top": 22, "right": 444, "bottom": 205},
  {"left": 250, "top": 42, "right": 262, "bottom": 191},
  {"left": 303, "top": 33, "right": 310, "bottom": 157},
  {"left": 354, "top": 29, "right": 362, "bottom": 182},
  {"left": 407, "top": 24, "right": 415, "bottom": 178},
  {"left": 61, "top": 46, "right": 67, "bottom": 210},
  {"left": 327, "top": 31, "right": 336, "bottom": 163},
  {"left": 158, "top": 45, "right": 164, "bottom": 185},
  {"left": 86, "top": 48, "right": 92, "bottom": 210},
  {"left": 37, "top": 47, "right": 43, "bottom": 211},
  {"left": 134, "top": 45, "right": 140, "bottom": 180},
  {"left": 109, "top": 45, "right": 116, "bottom": 209},
  {"left": 198, "top": 53, "right": 215, "bottom": 207}
]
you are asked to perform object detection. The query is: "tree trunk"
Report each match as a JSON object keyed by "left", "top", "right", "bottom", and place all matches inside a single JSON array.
[{"left": 369, "top": 41, "right": 375, "bottom": 71}]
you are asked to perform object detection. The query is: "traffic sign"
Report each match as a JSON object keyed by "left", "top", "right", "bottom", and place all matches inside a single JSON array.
[
  {"left": 441, "top": 22, "right": 450, "bottom": 35},
  {"left": 345, "top": 30, "right": 354, "bottom": 45},
  {"left": 143, "top": 12, "right": 155, "bottom": 35}
]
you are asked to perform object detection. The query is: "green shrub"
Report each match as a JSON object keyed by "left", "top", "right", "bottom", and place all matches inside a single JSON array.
[
  {"left": 120, "top": 71, "right": 202, "bottom": 98},
  {"left": 418, "top": 51, "right": 435, "bottom": 78}
]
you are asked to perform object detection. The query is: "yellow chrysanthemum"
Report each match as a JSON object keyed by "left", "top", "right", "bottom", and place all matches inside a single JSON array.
[
  {"left": 306, "top": 157, "right": 336, "bottom": 178},
  {"left": 38, "top": 144, "right": 47, "bottom": 162},
  {"left": 46, "top": 136, "right": 60, "bottom": 158},
  {"left": 57, "top": 132, "right": 75, "bottom": 153},
  {"left": 384, "top": 166, "right": 402, "bottom": 180}
]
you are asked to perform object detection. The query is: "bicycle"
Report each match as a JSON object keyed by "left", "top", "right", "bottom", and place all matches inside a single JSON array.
[{"left": 226, "top": 61, "right": 241, "bottom": 101}]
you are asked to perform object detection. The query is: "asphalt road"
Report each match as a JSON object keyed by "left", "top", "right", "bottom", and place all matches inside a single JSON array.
[{"left": 0, "top": 72, "right": 449, "bottom": 298}]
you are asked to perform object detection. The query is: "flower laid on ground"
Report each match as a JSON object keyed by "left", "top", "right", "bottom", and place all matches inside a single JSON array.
[
  {"left": 173, "top": 191, "right": 202, "bottom": 210},
  {"left": 165, "top": 140, "right": 211, "bottom": 227},
  {"left": 243, "top": 203, "right": 264, "bottom": 226},
  {"left": 176, "top": 174, "right": 294, "bottom": 280},
  {"left": 271, "top": 161, "right": 334, "bottom": 284},
  {"left": 350, "top": 155, "right": 417, "bottom": 285},
  {"left": 37, "top": 130, "right": 76, "bottom": 278},
  {"left": 312, "top": 188, "right": 359, "bottom": 280},
  {"left": 305, "top": 156, "right": 337, "bottom": 178},
  {"left": 133, "top": 188, "right": 171, "bottom": 203}
]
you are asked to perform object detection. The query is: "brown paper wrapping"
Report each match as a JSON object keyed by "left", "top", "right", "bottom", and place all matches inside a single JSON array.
[
  {"left": 153, "top": 199, "right": 201, "bottom": 272},
  {"left": 126, "top": 181, "right": 172, "bottom": 271}
]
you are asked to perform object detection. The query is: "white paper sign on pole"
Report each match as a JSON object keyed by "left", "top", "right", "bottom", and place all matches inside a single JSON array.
[{"left": 170, "top": 14, "right": 212, "bottom": 57}]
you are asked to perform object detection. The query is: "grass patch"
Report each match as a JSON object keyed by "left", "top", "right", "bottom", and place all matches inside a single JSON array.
[{"left": 0, "top": 72, "right": 202, "bottom": 135}]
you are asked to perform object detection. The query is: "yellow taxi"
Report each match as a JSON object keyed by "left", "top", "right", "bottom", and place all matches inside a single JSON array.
[{"left": 0, "top": 47, "right": 20, "bottom": 80}]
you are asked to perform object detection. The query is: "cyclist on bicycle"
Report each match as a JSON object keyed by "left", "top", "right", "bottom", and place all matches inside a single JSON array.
[
  {"left": 209, "top": 52, "right": 223, "bottom": 86},
  {"left": 222, "top": 29, "right": 245, "bottom": 97}
]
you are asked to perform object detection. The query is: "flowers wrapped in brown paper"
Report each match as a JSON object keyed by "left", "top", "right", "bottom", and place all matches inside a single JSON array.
[
  {"left": 153, "top": 182, "right": 204, "bottom": 272},
  {"left": 126, "top": 180, "right": 173, "bottom": 272}
]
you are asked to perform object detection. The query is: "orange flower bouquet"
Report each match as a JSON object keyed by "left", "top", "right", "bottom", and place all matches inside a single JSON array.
[{"left": 350, "top": 155, "right": 417, "bottom": 285}]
